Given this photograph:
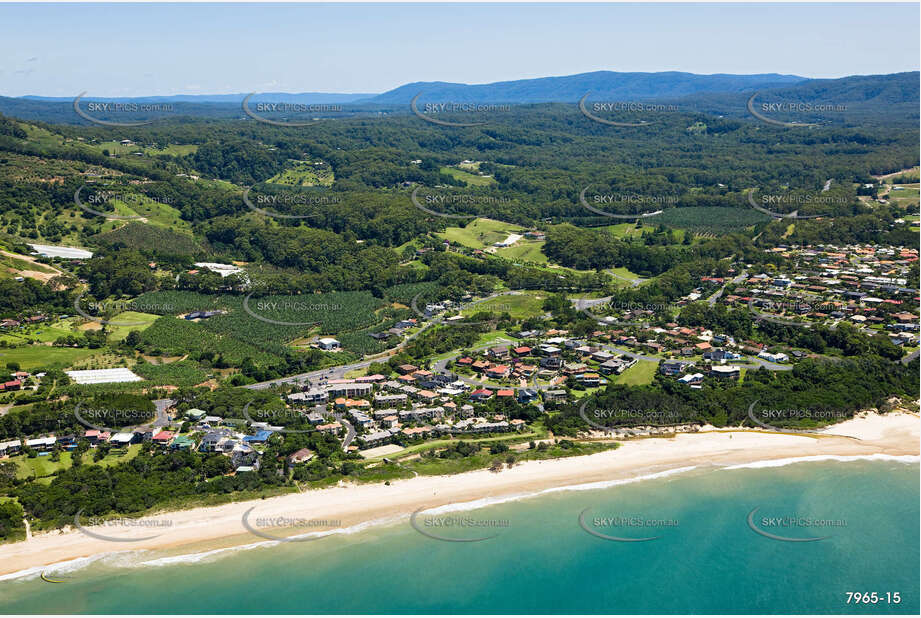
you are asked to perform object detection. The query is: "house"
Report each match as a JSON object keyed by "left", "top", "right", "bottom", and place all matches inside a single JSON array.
[
  {"left": 543, "top": 389, "right": 568, "bottom": 403},
  {"left": 185, "top": 408, "right": 207, "bottom": 421},
  {"left": 288, "top": 388, "right": 328, "bottom": 404},
  {"left": 288, "top": 448, "right": 315, "bottom": 464},
  {"left": 539, "top": 356, "right": 563, "bottom": 370},
  {"left": 513, "top": 346, "right": 532, "bottom": 357},
  {"left": 327, "top": 382, "right": 373, "bottom": 399},
  {"left": 486, "top": 365, "right": 511, "bottom": 379},
  {"left": 231, "top": 443, "right": 259, "bottom": 469},
  {"left": 758, "top": 350, "right": 789, "bottom": 363},
  {"left": 359, "top": 430, "right": 393, "bottom": 448},
  {"left": 396, "top": 364, "right": 418, "bottom": 375},
  {"left": 26, "top": 436, "right": 57, "bottom": 451},
  {"left": 243, "top": 430, "right": 274, "bottom": 444},
  {"left": 109, "top": 432, "right": 135, "bottom": 447},
  {"left": 489, "top": 346, "right": 510, "bottom": 360},
  {"left": 306, "top": 411, "right": 326, "bottom": 424},
  {"left": 0, "top": 439, "right": 21, "bottom": 456},
  {"left": 517, "top": 388, "right": 539, "bottom": 403},
  {"left": 709, "top": 365, "right": 741, "bottom": 379},
  {"left": 200, "top": 431, "right": 230, "bottom": 452},
  {"left": 469, "top": 388, "right": 493, "bottom": 401},
  {"left": 317, "top": 422, "right": 342, "bottom": 435},
  {"left": 678, "top": 373, "right": 705, "bottom": 385},
  {"left": 578, "top": 373, "right": 602, "bottom": 387},
  {"left": 660, "top": 360, "right": 688, "bottom": 376},
  {"left": 316, "top": 337, "right": 341, "bottom": 351},
  {"left": 496, "top": 389, "right": 515, "bottom": 398},
  {"left": 152, "top": 430, "right": 174, "bottom": 445},
  {"left": 170, "top": 435, "right": 196, "bottom": 450}
]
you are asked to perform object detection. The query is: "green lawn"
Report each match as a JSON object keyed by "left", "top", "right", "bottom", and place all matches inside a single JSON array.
[
  {"left": 0, "top": 346, "right": 95, "bottom": 371},
  {"left": 473, "top": 330, "right": 521, "bottom": 348},
  {"left": 0, "top": 322, "right": 78, "bottom": 345},
  {"left": 105, "top": 311, "right": 161, "bottom": 342},
  {"left": 614, "top": 360, "right": 659, "bottom": 386},
  {"left": 462, "top": 292, "right": 548, "bottom": 320},
  {"left": 94, "top": 141, "right": 199, "bottom": 157},
  {"left": 11, "top": 444, "right": 143, "bottom": 479},
  {"left": 437, "top": 218, "right": 525, "bottom": 249},
  {"left": 495, "top": 240, "right": 548, "bottom": 264},
  {"left": 266, "top": 160, "right": 334, "bottom": 186},
  {"left": 439, "top": 166, "right": 496, "bottom": 187}
]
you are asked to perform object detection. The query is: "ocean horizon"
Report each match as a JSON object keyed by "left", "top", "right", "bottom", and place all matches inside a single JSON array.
[{"left": 1, "top": 457, "right": 917, "bottom": 614}]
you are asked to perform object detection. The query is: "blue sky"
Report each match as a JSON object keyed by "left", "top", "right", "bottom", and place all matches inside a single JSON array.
[{"left": 1, "top": 2, "right": 918, "bottom": 97}]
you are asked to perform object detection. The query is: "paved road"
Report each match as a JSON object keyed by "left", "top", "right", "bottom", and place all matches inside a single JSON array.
[
  {"left": 707, "top": 270, "right": 748, "bottom": 307},
  {"left": 335, "top": 416, "right": 356, "bottom": 451},
  {"left": 901, "top": 349, "right": 920, "bottom": 365},
  {"left": 245, "top": 291, "right": 522, "bottom": 391},
  {"left": 152, "top": 399, "right": 175, "bottom": 427}
]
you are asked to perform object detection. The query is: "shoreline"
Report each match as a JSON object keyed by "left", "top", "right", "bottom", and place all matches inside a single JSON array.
[{"left": 1, "top": 411, "right": 918, "bottom": 579}]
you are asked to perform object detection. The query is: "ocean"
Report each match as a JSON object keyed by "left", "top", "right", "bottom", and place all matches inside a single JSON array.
[{"left": 1, "top": 457, "right": 917, "bottom": 614}]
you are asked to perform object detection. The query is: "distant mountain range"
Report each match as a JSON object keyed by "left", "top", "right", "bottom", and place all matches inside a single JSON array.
[
  {"left": 22, "top": 92, "right": 375, "bottom": 104},
  {"left": 1, "top": 70, "right": 916, "bottom": 124},
  {"left": 364, "top": 71, "right": 807, "bottom": 104}
]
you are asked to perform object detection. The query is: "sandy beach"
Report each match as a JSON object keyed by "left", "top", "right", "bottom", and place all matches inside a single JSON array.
[{"left": 1, "top": 411, "right": 918, "bottom": 578}]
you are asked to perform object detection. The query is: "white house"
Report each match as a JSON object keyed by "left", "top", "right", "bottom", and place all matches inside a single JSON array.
[{"left": 317, "top": 337, "right": 341, "bottom": 351}]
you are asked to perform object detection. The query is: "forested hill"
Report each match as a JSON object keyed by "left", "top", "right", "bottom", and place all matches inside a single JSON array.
[{"left": 367, "top": 70, "right": 805, "bottom": 103}]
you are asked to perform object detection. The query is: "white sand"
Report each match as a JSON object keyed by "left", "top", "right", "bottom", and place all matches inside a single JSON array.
[{"left": 1, "top": 411, "right": 917, "bottom": 577}]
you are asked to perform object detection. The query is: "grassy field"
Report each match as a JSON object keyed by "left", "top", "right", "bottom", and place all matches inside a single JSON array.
[
  {"left": 94, "top": 141, "right": 199, "bottom": 157},
  {"left": 0, "top": 346, "right": 95, "bottom": 371},
  {"left": 12, "top": 444, "right": 143, "bottom": 479},
  {"left": 614, "top": 360, "right": 659, "bottom": 386},
  {"left": 0, "top": 319, "right": 80, "bottom": 345},
  {"left": 440, "top": 166, "right": 495, "bottom": 187},
  {"left": 105, "top": 311, "right": 161, "bottom": 342},
  {"left": 462, "top": 292, "right": 548, "bottom": 320},
  {"left": 266, "top": 160, "right": 334, "bottom": 186},
  {"left": 495, "top": 239, "right": 548, "bottom": 263},
  {"left": 438, "top": 218, "right": 526, "bottom": 249}
]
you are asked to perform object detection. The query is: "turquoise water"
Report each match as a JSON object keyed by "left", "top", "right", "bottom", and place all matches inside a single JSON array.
[{"left": 1, "top": 459, "right": 917, "bottom": 614}]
